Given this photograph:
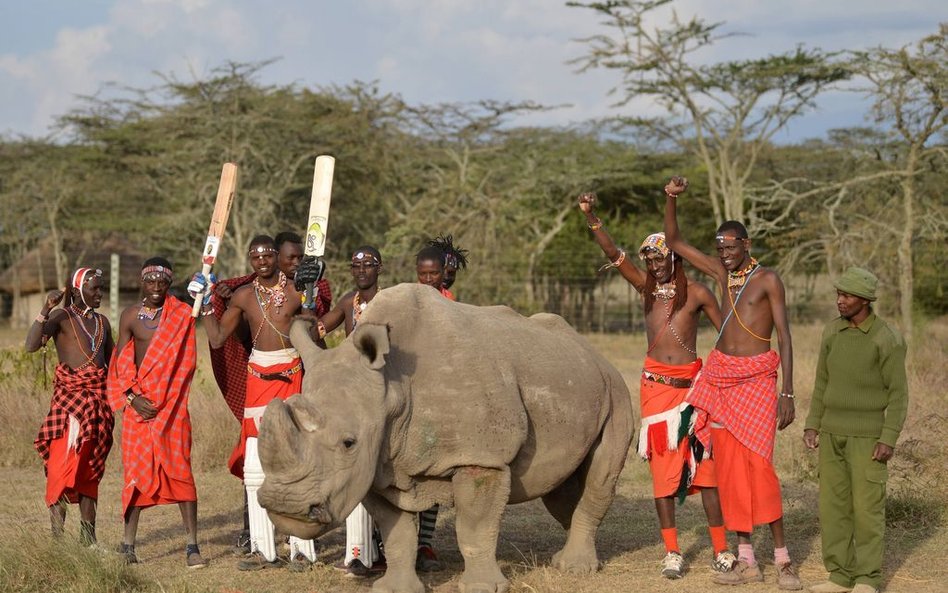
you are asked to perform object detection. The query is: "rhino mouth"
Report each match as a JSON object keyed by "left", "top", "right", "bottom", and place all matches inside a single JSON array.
[{"left": 267, "top": 505, "right": 336, "bottom": 540}]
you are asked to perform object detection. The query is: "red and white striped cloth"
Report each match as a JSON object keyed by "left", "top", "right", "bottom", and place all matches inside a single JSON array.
[{"left": 686, "top": 349, "right": 780, "bottom": 461}]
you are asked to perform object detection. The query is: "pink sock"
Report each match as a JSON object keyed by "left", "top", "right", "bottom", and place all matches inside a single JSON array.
[
  {"left": 774, "top": 546, "right": 791, "bottom": 565},
  {"left": 738, "top": 543, "right": 756, "bottom": 567}
]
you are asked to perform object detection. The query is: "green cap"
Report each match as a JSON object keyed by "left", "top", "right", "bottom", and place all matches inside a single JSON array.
[{"left": 834, "top": 266, "right": 878, "bottom": 301}]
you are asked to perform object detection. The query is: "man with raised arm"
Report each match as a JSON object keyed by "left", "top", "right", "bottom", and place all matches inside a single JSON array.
[
  {"left": 579, "top": 192, "right": 733, "bottom": 579},
  {"left": 27, "top": 268, "right": 114, "bottom": 546},
  {"left": 663, "top": 177, "right": 801, "bottom": 590},
  {"left": 196, "top": 234, "right": 316, "bottom": 571}
]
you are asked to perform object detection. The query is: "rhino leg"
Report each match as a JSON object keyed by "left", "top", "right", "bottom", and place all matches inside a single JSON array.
[
  {"left": 549, "top": 426, "right": 624, "bottom": 575},
  {"left": 453, "top": 466, "right": 511, "bottom": 593},
  {"left": 363, "top": 493, "right": 424, "bottom": 593}
]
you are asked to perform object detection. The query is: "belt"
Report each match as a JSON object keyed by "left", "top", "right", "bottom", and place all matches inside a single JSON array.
[
  {"left": 642, "top": 371, "right": 693, "bottom": 389},
  {"left": 247, "top": 362, "right": 303, "bottom": 383}
]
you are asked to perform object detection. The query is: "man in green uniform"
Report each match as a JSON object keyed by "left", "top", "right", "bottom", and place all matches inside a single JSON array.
[{"left": 804, "top": 267, "right": 908, "bottom": 593}]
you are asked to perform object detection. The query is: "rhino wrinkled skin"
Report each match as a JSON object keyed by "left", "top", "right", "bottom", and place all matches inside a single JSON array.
[{"left": 257, "top": 283, "right": 634, "bottom": 593}]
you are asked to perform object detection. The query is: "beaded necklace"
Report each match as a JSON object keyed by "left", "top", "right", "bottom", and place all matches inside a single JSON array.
[
  {"left": 138, "top": 302, "right": 163, "bottom": 330},
  {"left": 645, "top": 284, "right": 696, "bottom": 356},
  {"left": 253, "top": 272, "right": 287, "bottom": 311},
  {"left": 727, "top": 257, "right": 759, "bottom": 290},
  {"left": 66, "top": 306, "right": 104, "bottom": 369},
  {"left": 352, "top": 292, "right": 370, "bottom": 326},
  {"left": 252, "top": 273, "right": 290, "bottom": 349}
]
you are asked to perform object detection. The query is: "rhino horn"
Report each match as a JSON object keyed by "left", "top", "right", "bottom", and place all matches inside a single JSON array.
[
  {"left": 258, "top": 398, "right": 300, "bottom": 474},
  {"left": 290, "top": 318, "right": 321, "bottom": 365},
  {"left": 351, "top": 323, "right": 390, "bottom": 370}
]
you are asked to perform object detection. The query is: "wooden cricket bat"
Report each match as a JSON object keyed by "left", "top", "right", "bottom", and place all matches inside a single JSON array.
[
  {"left": 192, "top": 162, "right": 239, "bottom": 317},
  {"left": 302, "top": 155, "right": 334, "bottom": 308}
]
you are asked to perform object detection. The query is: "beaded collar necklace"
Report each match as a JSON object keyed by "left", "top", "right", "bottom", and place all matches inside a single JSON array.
[
  {"left": 138, "top": 304, "right": 163, "bottom": 320},
  {"left": 727, "top": 257, "right": 759, "bottom": 290},
  {"left": 652, "top": 282, "right": 676, "bottom": 300},
  {"left": 254, "top": 272, "right": 287, "bottom": 311}
]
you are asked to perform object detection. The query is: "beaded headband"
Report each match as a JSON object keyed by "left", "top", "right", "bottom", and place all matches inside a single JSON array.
[
  {"left": 141, "top": 265, "right": 172, "bottom": 282},
  {"left": 71, "top": 268, "right": 102, "bottom": 290},
  {"left": 352, "top": 251, "right": 381, "bottom": 265},
  {"left": 248, "top": 245, "right": 277, "bottom": 255}
]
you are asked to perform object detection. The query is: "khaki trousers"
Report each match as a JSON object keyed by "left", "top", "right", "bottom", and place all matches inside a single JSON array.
[{"left": 818, "top": 432, "right": 888, "bottom": 589}]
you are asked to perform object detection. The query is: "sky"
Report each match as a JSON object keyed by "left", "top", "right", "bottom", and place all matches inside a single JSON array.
[{"left": 0, "top": 0, "right": 944, "bottom": 142}]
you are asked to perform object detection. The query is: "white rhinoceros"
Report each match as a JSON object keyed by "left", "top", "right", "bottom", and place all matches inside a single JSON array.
[{"left": 257, "top": 283, "right": 634, "bottom": 593}]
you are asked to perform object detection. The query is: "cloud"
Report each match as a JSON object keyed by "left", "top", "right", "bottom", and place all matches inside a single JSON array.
[
  {"left": 0, "top": 0, "right": 943, "bottom": 139},
  {"left": 0, "top": 25, "right": 112, "bottom": 135}
]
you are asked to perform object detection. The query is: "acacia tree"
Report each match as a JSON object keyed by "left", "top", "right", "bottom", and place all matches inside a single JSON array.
[
  {"left": 569, "top": 0, "right": 849, "bottom": 226},
  {"left": 850, "top": 25, "right": 947, "bottom": 343}
]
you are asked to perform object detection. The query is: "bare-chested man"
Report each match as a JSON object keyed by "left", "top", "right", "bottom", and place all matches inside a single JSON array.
[
  {"left": 27, "top": 268, "right": 114, "bottom": 546},
  {"left": 108, "top": 258, "right": 206, "bottom": 568},
  {"left": 198, "top": 234, "right": 316, "bottom": 570},
  {"left": 664, "top": 177, "right": 801, "bottom": 590},
  {"left": 311, "top": 245, "right": 386, "bottom": 577},
  {"left": 579, "top": 192, "right": 734, "bottom": 579}
]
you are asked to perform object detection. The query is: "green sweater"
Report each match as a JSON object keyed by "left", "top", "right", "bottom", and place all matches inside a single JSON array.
[{"left": 804, "top": 312, "right": 908, "bottom": 447}]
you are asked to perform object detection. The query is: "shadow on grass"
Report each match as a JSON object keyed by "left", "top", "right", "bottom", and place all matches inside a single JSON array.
[{"left": 881, "top": 486, "right": 946, "bottom": 590}]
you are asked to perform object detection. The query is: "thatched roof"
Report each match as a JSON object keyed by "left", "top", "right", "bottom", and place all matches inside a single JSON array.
[{"left": 0, "top": 235, "right": 146, "bottom": 294}]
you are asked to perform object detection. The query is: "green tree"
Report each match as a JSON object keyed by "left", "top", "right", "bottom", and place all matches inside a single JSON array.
[{"left": 569, "top": 0, "right": 849, "bottom": 227}]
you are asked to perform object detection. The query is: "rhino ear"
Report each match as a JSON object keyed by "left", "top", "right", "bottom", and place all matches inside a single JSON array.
[{"left": 352, "top": 323, "right": 390, "bottom": 371}]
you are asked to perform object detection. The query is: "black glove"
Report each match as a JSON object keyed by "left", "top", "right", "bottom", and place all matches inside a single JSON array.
[{"left": 294, "top": 255, "right": 326, "bottom": 292}]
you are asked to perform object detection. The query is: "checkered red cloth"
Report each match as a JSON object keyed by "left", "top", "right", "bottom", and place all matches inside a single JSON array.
[
  {"left": 108, "top": 296, "right": 198, "bottom": 514},
  {"left": 686, "top": 349, "right": 780, "bottom": 461},
  {"left": 209, "top": 274, "right": 332, "bottom": 421},
  {"left": 34, "top": 363, "right": 114, "bottom": 481}
]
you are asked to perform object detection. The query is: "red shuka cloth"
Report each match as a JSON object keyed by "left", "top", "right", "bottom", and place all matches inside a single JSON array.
[
  {"left": 35, "top": 363, "right": 114, "bottom": 487},
  {"left": 209, "top": 274, "right": 331, "bottom": 421},
  {"left": 108, "top": 297, "right": 198, "bottom": 513},
  {"left": 227, "top": 356, "right": 304, "bottom": 479},
  {"left": 686, "top": 348, "right": 781, "bottom": 461}
]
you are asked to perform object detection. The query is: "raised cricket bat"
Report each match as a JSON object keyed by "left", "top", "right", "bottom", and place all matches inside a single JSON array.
[
  {"left": 192, "top": 162, "right": 238, "bottom": 317},
  {"left": 302, "top": 155, "right": 335, "bottom": 308}
]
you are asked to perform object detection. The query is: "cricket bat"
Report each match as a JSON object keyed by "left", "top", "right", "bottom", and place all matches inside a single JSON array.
[
  {"left": 192, "top": 162, "right": 239, "bottom": 317},
  {"left": 302, "top": 155, "right": 335, "bottom": 308}
]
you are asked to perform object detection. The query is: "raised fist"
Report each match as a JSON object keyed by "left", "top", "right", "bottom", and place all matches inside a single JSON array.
[
  {"left": 44, "top": 288, "right": 66, "bottom": 311},
  {"left": 664, "top": 176, "right": 688, "bottom": 198},
  {"left": 294, "top": 256, "right": 326, "bottom": 292},
  {"left": 578, "top": 192, "right": 597, "bottom": 214}
]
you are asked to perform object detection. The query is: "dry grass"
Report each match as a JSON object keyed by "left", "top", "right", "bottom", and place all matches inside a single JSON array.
[{"left": 1, "top": 318, "right": 946, "bottom": 593}]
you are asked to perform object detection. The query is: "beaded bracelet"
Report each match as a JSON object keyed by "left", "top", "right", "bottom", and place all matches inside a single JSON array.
[
  {"left": 35, "top": 312, "right": 49, "bottom": 323},
  {"left": 779, "top": 392, "right": 795, "bottom": 399},
  {"left": 126, "top": 393, "right": 137, "bottom": 406},
  {"left": 598, "top": 249, "right": 627, "bottom": 273},
  {"left": 587, "top": 218, "right": 603, "bottom": 231}
]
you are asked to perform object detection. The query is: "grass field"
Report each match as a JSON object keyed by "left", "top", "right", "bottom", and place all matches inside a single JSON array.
[{"left": 0, "top": 318, "right": 945, "bottom": 593}]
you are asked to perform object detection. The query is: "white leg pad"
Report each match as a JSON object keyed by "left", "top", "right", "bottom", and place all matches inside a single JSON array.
[
  {"left": 289, "top": 536, "right": 317, "bottom": 562},
  {"left": 344, "top": 503, "right": 376, "bottom": 567},
  {"left": 244, "top": 437, "right": 277, "bottom": 562}
]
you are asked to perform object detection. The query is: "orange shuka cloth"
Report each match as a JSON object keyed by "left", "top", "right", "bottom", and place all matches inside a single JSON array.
[
  {"left": 710, "top": 426, "right": 783, "bottom": 532},
  {"left": 227, "top": 352, "right": 304, "bottom": 479},
  {"left": 107, "top": 297, "right": 198, "bottom": 514},
  {"left": 639, "top": 357, "right": 716, "bottom": 498}
]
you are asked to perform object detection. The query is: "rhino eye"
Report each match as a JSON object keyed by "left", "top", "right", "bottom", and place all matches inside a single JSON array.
[{"left": 343, "top": 438, "right": 356, "bottom": 450}]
